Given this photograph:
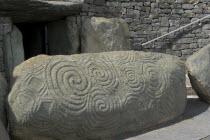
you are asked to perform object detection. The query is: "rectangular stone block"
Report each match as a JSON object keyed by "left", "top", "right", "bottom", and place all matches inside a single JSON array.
[
  {"left": 182, "top": 4, "right": 194, "bottom": 10},
  {"left": 93, "top": 0, "right": 105, "bottom": 6},
  {"left": 0, "top": 1, "right": 84, "bottom": 23},
  {"left": 47, "top": 17, "right": 80, "bottom": 55},
  {"left": 81, "top": 17, "right": 132, "bottom": 53}
]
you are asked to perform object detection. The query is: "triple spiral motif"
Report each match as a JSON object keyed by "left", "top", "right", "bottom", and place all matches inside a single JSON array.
[{"left": 10, "top": 51, "right": 180, "bottom": 137}]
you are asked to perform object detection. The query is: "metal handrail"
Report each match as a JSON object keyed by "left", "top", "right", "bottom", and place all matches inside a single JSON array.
[{"left": 142, "top": 14, "right": 210, "bottom": 46}]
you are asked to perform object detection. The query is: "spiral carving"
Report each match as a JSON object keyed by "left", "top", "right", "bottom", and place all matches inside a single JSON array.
[
  {"left": 84, "top": 57, "right": 118, "bottom": 90},
  {"left": 143, "top": 63, "right": 168, "bottom": 98},
  {"left": 118, "top": 51, "right": 136, "bottom": 62},
  {"left": 85, "top": 88, "right": 121, "bottom": 131},
  {"left": 45, "top": 59, "right": 91, "bottom": 113},
  {"left": 123, "top": 93, "right": 147, "bottom": 111},
  {"left": 122, "top": 67, "right": 145, "bottom": 93}
]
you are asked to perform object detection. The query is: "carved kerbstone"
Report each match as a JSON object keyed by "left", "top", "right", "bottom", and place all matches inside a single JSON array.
[
  {"left": 8, "top": 51, "right": 187, "bottom": 140},
  {"left": 0, "top": 0, "right": 83, "bottom": 23}
]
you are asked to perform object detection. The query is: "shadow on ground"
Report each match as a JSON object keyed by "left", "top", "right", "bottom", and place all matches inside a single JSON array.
[{"left": 115, "top": 97, "right": 210, "bottom": 140}]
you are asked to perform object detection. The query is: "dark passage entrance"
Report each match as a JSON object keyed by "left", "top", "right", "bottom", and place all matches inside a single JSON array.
[
  {"left": 16, "top": 19, "right": 80, "bottom": 60},
  {"left": 16, "top": 23, "right": 47, "bottom": 60}
]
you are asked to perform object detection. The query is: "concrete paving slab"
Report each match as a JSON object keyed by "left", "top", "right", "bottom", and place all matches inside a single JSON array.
[{"left": 115, "top": 96, "right": 210, "bottom": 140}]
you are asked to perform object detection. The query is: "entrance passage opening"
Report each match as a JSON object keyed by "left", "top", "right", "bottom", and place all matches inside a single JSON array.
[{"left": 16, "top": 22, "right": 47, "bottom": 60}]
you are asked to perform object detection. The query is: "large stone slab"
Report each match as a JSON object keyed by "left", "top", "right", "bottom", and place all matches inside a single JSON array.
[
  {"left": 8, "top": 51, "right": 187, "bottom": 140},
  {"left": 47, "top": 17, "right": 80, "bottom": 55},
  {"left": 3, "top": 26, "right": 25, "bottom": 83},
  {"left": 0, "top": 120, "right": 10, "bottom": 140},
  {"left": 0, "top": 0, "right": 84, "bottom": 23},
  {"left": 81, "top": 17, "right": 132, "bottom": 53},
  {"left": 0, "top": 72, "right": 8, "bottom": 126},
  {"left": 187, "top": 44, "right": 210, "bottom": 104}
]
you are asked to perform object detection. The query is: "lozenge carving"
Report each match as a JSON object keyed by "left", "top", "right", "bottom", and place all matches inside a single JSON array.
[{"left": 8, "top": 51, "right": 187, "bottom": 140}]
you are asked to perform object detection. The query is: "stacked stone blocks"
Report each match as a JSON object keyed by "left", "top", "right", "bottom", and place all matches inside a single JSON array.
[{"left": 82, "top": 0, "right": 210, "bottom": 60}]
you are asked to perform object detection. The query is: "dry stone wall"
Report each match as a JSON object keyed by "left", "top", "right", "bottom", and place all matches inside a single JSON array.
[{"left": 82, "top": 0, "right": 210, "bottom": 60}]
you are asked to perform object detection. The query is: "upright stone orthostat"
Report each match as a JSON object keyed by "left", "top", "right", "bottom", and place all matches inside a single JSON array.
[
  {"left": 0, "top": 120, "right": 10, "bottom": 140},
  {"left": 8, "top": 51, "right": 187, "bottom": 140},
  {"left": 187, "top": 44, "right": 210, "bottom": 104},
  {"left": 47, "top": 17, "right": 80, "bottom": 55},
  {"left": 0, "top": 17, "right": 12, "bottom": 73},
  {"left": 0, "top": 72, "right": 8, "bottom": 126},
  {"left": 3, "top": 25, "right": 25, "bottom": 83},
  {"left": 81, "top": 17, "right": 132, "bottom": 53}
]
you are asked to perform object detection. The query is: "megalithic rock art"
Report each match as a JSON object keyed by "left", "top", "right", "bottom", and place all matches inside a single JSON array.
[{"left": 8, "top": 51, "right": 187, "bottom": 140}]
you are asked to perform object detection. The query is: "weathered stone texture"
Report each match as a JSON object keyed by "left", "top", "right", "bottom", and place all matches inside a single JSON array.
[
  {"left": 0, "top": 0, "right": 84, "bottom": 23},
  {"left": 81, "top": 17, "right": 131, "bottom": 53},
  {"left": 8, "top": 51, "right": 187, "bottom": 140},
  {"left": 47, "top": 17, "right": 80, "bottom": 55},
  {"left": 3, "top": 26, "right": 25, "bottom": 83},
  {"left": 0, "top": 72, "right": 8, "bottom": 126},
  {"left": 0, "top": 17, "right": 12, "bottom": 35},
  {"left": 93, "top": 0, "right": 105, "bottom": 6},
  {"left": 0, "top": 120, "right": 10, "bottom": 140},
  {"left": 187, "top": 44, "right": 210, "bottom": 104},
  {"left": 0, "top": 42, "right": 4, "bottom": 72}
]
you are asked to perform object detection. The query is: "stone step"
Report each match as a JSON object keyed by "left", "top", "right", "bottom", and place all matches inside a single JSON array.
[{"left": 186, "top": 74, "right": 197, "bottom": 95}]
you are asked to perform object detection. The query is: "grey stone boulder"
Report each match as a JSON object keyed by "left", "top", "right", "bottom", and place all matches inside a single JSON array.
[
  {"left": 0, "top": 120, "right": 10, "bottom": 140},
  {"left": 0, "top": 72, "right": 8, "bottom": 126},
  {"left": 0, "top": 0, "right": 84, "bottom": 23},
  {"left": 187, "top": 44, "right": 210, "bottom": 104},
  {"left": 3, "top": 25, "right": 25, "bottom": 83},
  {"left": 81, "top": 17, "right": 132, "bottom": 53},
  {"left": 47, "top": 17, "right": 80, "bottom": 55},
  {"left": 8, "top": 51, "right": 187, "bottom": 140}
]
